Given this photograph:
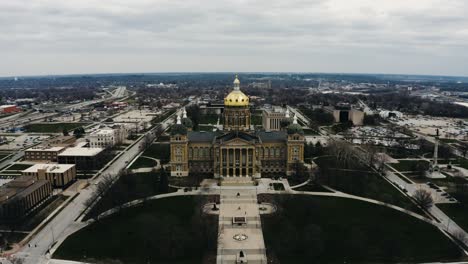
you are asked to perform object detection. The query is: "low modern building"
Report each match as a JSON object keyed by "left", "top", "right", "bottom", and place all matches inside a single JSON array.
[
  {"left": 24, "top": 146, "right": 66, "bottom": 162},
  {"left": 57, "top": 145, "right": 104, "bottom": 170},
  {"left": 325, "top": 105, "right": 364, "bottom": 126},
  {"left": 262, "top": 106, "right": 290, "bottom": 131},
  {"left": 0, "top": 176, "right": 52, "bottom": 222},
  {"left": 0, "top": 105, "right": 20, "bottom": 114},
  {"left": 22, "top": 164, "right": 76, "bottom": 188}
]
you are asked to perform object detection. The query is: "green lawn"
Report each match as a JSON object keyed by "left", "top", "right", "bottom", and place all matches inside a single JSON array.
[
  {"left": 24, "top": 122, "right": 89, "bottom": 133},
  {"left": 391, "top": 160, "right": 429, "bottom": 172},
  {"left": 261, "top": 195, "right": 462, "bottom": 263},
  {"left": 5, "top": 163, "right": 33, "bottom": 171},
  {"left": 142, "top": 143, "right": 170, "bottom": 164},
  {"left": 54, "top": 196, "right": 218, "bottom": 264},
  {"left": 316, "top": 156, "right": 420, "bottom": 213},
  {"left": 294, "top": 183, "right": 331, "bottom": 192},
  {"left": 303, "top": 128, "right": 319, "bottom": 135},
  {"left": 438, "top": 203, "right": 468, "bottom": 232},
  {"left": 85, "top": 171, "right": 176, "bottom": 220},
  {"left": 129, "top": 157, "right": 158, "bottom": 169}
]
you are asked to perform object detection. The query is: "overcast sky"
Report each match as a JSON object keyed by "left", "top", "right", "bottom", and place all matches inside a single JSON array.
[{"left": 1, "top": 0, "right": 468, "bottom": 77}]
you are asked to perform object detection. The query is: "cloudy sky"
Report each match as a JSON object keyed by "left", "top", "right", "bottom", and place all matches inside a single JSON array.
[{"left": 1, "top": 0, "right": 468, "bottom": 77}]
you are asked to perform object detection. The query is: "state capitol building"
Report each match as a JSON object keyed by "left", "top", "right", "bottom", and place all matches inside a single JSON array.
[{"left": 170, "top": 75, "right": 305, "bottom": 183}]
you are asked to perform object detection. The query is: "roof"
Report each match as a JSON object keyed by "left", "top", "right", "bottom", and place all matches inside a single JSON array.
[
  {"left": 224, "top": 90, "right": 249, "bottom": 107},
  {"left": 257, "top": 131, "right": 287, "bottom": 142},
  {"left": 23, "top": 163, "right": 75, "bottom": 173},
  {"left": 216, "top": 131, "right": 259, "bottom": 143},
  {"left": 26, "top": 146, "right": 65, "bottom": 152},
  {"left": 58, "top": 147, "right": 103, "bottom": 157},
  {"left": 188, "top": 131, "right": 218, "bottom": 142}
]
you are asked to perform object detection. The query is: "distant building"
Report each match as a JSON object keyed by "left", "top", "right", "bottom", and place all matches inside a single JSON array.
[
  {"left": 87, "top": 125, "right": 127, "bottom": 148},
  {"left": 0, "top": 176, "right": 53, "bottom": 222},
  {"left": 262, "top": 106, "right": 290, "bottom": 131},
  {"left": 57, "top": 144, "right": 104, "bottom": 170},
  {"left": 22, "top": 164, "right": 76, "bottom": 188},
  {"left": 325, "top": 105, "right": 364, "bottom": 126},
  {"left": 379, "top": 110, "right": 403, "bottom": 119},
  {"left": 0, "top": 105, "right": 20, "bottom": 114},
  {"left": 24, "top": 146, "right": 66, "bottom": 162}
]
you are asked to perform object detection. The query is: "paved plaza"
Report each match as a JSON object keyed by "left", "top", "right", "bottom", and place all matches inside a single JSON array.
[{"left": 216, "top": 189, "right": 267, "bottom": 264}]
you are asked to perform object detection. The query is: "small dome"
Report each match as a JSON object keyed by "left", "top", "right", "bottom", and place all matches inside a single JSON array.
[
  {"left": 287, "top": 123, "right": 304, "bottom": 135},
  {"left": 170, "top": 124, "right": 187, "bottom": 135},
  {"left": 224, "top": 90, "right": 249, "bottom": 107},
  {"left": 181, "top": 117, "right": 193, "bottom": 128}
]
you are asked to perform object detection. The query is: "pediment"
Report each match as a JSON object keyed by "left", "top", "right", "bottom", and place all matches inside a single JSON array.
[{"left": 222, "top": 137, "right": 254, "bottom": 146}]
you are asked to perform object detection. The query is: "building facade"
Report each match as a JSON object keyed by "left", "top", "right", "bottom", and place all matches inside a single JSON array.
[
  {"left": 0, "top": 176, "right": 52, "bottom": 222},
  {"left": 57, "top": 144, "right": 104, "bottom": 170},
  {"left": 262, "top": 106, "right": 290, "bottom": 131},
  {"left": 22, "top": 164, "right": 77, "bottom": 188},
  {"left": 24, "top": 146, "right": 66, "bottom": 162},
  {"left": 170, "top": 76, "right": 305, "bottom": 180}
]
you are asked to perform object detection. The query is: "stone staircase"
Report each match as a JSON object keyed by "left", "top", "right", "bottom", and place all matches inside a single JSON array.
[{"left": 221, "top": 177, "right": 255, "bottom": 186}]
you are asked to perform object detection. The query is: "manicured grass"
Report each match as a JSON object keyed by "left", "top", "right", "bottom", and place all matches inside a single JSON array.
[
  {"left": 438, "top": 203, "right": 468, "bottom": 232},
  {"left": 142, "top": 143, "right": 170, "bottom": 164},
  {"left": 271, "top": 182, "right": 285, "bottom": 191},
  {"left": 294, "top": 183, "right": 331, "bottom": 192},
  {"left": 85, "top": 171, "right": 175, "bottom": 219},
  {"left": 24, "top": 122, "right": 89, "bottom": 133},
  {"left": 54, "top": 196, "right": 218, "bottom": 264},
  {"left": 5, "top": 163, "right": 33, "bottom": 171},
  {"left": 262, "top": 195, "right": 462, "bottom": 263},
  {"left": 391, "top": 159, "right": 429, "bottom": 172},
  {"left": 303, "top": 128, "right": 319, "bottom": 135},
  {"left": 129, "top": 157, "right": 158, "bottom": 169},
  {"left": 316, "top": 156, "right": 420, "bottom": 213}
]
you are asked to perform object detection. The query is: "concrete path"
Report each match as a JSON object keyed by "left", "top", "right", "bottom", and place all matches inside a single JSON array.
[
  {"left": 216, "top": 189, "right": 267, "bottom": 264},
  {"left": 385, "top": 169, "right": 468, "bottom": 250}
]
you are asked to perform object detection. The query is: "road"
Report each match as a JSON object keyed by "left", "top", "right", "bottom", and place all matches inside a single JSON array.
[{"left": 10, "top": 110, "right": 178, "bottom": 264}]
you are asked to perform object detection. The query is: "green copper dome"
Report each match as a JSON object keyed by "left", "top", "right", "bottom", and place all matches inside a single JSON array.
[
  {"left": 287, "top": 123, "right": 304, "bottom": 135},
  {"left": 170, "top": 124, "right": 188, "bottom": 135}
]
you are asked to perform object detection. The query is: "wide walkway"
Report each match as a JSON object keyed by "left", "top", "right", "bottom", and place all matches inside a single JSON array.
[{"left": 216, "top": 189, "right": 267, "bottom": 264}]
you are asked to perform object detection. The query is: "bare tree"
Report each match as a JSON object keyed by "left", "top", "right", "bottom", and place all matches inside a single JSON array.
[
  {"left": 96, "top": 174, "right": 116, "bottom": 197},
  {"left": 413, "top": 189, "right": 433, "bottom": 210},
  {"left": 142, "top": 133, "right": 155, "bottom": 149}
]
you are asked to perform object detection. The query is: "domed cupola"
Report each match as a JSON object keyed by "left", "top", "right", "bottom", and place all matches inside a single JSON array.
[
  {"left": 171, "top": 114, "right": 188, "bottom": 135},
  {"left": 181, "top": 108, "right": 193, "bottom": 129},
  {"left": 287, "top": 114, "right": 304, "bottom": 135},
  {"left": 224, "top": 75, "right": 249, "bottom": 107}
]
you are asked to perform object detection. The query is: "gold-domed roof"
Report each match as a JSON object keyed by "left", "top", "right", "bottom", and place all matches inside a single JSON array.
[
  {"left": 225, "top": 75, "right": 249, "bottom": 107},
  {"left": 225, "top": 90, "right": 249, "bottom": 106}
]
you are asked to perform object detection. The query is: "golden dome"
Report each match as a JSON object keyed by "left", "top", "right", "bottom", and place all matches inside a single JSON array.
[{"left": 225, "top": 90, "right": 249, "bottom": 107}]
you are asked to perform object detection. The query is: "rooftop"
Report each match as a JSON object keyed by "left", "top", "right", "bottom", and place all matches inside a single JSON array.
[
  {"left": 23, "top": 163, "right": 75, "bottom": 173},
  {"left": 58, "top": 146, "right": 103, "bottom": 157},
  {"left": 26, "top": 146, "right": 65, "bottom": 152}
]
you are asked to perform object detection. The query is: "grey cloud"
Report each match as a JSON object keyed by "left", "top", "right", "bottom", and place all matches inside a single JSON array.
[{"left": 0, "top": 0, "right": 467, "bottom": 76}]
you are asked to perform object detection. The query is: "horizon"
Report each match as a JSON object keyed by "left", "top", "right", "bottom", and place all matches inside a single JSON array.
[
  {"left": 2, "top": 70, "right": 468, "bottom": 80},
  {"left": 1, "top": 0, "right": 468, "bottom": 77}
]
